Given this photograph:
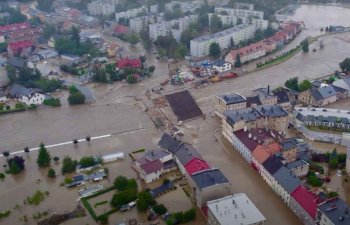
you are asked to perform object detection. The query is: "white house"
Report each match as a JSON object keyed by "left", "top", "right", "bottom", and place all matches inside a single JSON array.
[
  {"left": 212, "top": 60, "right": 232, "bottom": 73},
  {"left": 140, "top": 159, "right": 164, "bottom": 183},
  {"left": 9, "top": 84, "right": 45, "bottom": 105},
  {"left": 271, "top": 166, "right": 301, "bottom": 206}
]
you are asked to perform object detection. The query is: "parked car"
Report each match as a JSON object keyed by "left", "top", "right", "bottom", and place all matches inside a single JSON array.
[
  {"left": 148, "top": 213, "right": 158, "bottom": 221},
  {"left": 120, "top": 204, "right": 130, "bottom": 212},
  {"left": 161, "top": 212, "right": 172, "bottom": 220}
]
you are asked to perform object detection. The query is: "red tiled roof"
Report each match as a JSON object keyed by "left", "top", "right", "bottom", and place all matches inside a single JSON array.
[
  {"left": 0, "top": 22, "right": 30, "bottom": 34},
  {"left": 268, "top": 31, "right": 288, "bottom": 43},
  {"left": 117, "top": 58, "right": 142, "bottom": 69},
  {"left": 9, "top": 40, "right": 33, "bottom": 51},
  {"left": 291, "top": 186, "right": 322, "bottom": 219},
  {"left": 228, "top": 42, "right": 265, "bottom": 59},
  {"left": 114, "top": 25, "right": 129, "bottom": 34},
  {"left": 184, "top": 158, "right": 210, "bottom": 176},
  {"left": 140, "top": 159, "right": 163, "bottom": 175},
  {"left": 233, "top": 128, "right": 278, "bottom": 151}
]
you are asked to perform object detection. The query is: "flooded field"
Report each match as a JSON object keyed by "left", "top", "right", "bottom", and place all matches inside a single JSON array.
[{"left": 2, "top": 4, "right": 350, "bottom": 225}]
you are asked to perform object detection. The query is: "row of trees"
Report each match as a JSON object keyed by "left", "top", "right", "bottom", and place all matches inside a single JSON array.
[{"left": 284, "top": 77, "right": 312, "bottom": 92}]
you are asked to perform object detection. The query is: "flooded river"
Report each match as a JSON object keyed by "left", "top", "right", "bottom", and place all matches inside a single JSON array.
[{"left": 2, "top": 4, "right": 350, "bottom": 225}]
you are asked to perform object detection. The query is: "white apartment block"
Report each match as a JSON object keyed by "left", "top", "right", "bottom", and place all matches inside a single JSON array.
[
  {"left": 149, "top": 15, "right": 198, "bottom": 42},
  {"left": 208, "top": 13, "right": 237, "bottom": 26},
  {"left": 87, "top": 0, "right": 117, "bottom": 16},
  {"left": 129, "top": 15, "right": 160, "bottom": 33},
  {"left": 165, "top": 1, "right": 203, "bottom": 13},
  {"left": 190, "top": 24, "right": 257, "bottom": 57},
  {"left": 215, "top": 7, "right": 264, "bottom": 19},
  {"left": 115, "top": 6, "right": 147, "bottom": 22},
  {"left": 207, "top": 193, "right": 266, "bottom": 225}
]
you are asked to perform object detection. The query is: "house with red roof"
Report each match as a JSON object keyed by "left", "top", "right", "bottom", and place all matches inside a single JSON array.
[
  {"left": 7, "top": 40, "right": 33, "bottom": 57},
  {"left": 251, "top": 142, "right": 280, "bottom": 172},
  {"left": 133, "top": 150, "right": 177, "bottom": 183},
  {"left": 0, "top": 22, "right": 31, "bottom": 36},
  {"left": 184, "top": 158, "right": 210, "bottom": 176},
  {"left": 290, "top": 186, "right": 324, "bottom": 225},
  {"left": 114, "top": 25, "right": 130, "bottom": 36},
  {"left": 140, "top": 159, "right": 164, "bottom": 183},
  {"left": 117, "top": 57, "right": 142, "bottom": 69},
  {"left": 225, "top": 42, "right": 266, "bottom": 65}
]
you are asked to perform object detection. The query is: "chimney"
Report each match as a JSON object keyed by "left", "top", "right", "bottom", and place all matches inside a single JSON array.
[
  {"left": 244, "top": 126, "right": 247, "bottom": 132},
  {"left": 253, "top": 136, "right": 257, "bottom": 141},
  {"left": 267, "top": 85, "right": 270, "bottom": 93},
  {"left": 248, "top": 133, "right": 252, "bottom": 139}
]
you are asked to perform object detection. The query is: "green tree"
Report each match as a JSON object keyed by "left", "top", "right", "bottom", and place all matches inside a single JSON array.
[
  {"left": 153, "top": 204, "right": 167, "bottom": 215},
  {"left": 128, "top": 32, "right": 140, "bottom": 45},
  {"left": 302, "top": 38, "right": 309, "bottom": 53},
  {"left": 61, "top": 156, "right": 77, "bottom": 174},
  {"left": 298, "top": 80, "right": 312, "bottom": 92},
  {"left": 92, "top": 67, "right": 108, "bottom": 83},
  {"left": 114, "top": 176, "right": 128, "bottom": 191},
  {"left": 174, "top": 43, "right": 187, "bottom": 59},
  {"left": 234, "top": 53, "right": 241, "bottom": 68},
  {"left": 149, "top": 65, "right": 155, "bottom": 73},
  {"left": 183, "top": 208, "right": 196, "bottom": 222},
  {"left": 198, "top": 14, "right": 209, "bottom": 30},
  {"left": 36, "top": 143, "right": 51, "bottom": 168},
  {"left": 110, "top": 190, "right": 137, "bottom": 209},
  {"left": 339, "top": 58, "right": 350, "bottom": 73},
  {"left": 209, "top": 42, "right": 221, "bottom": 58},
  {"left": 8, "top": 160, "right": 21, "bottom": 174},
  {"left": 230, "top": 37, "right": 235, "bottom": 49},
  {"left": 210, "top": 14, "right": 223, "bottom": 33},
  {"left": 126, "top": 74, "right": 138, "bottom": 84},
  {"left": 79, "top": 156, "right": 97, "bottom": 168},
  {"left": 329, "top": 149, "right": 339, "bottom": 169},
  {"left": 284, "top": 77, "right": 299, "bottom": 92},
  {"left": 47, "top": 168, "right": 56, "bottom": 178},
  {"left": 5, "top": 65, "right": 17, "bottom": 84},
  {"left": 137, "top": 191, "right": 156, "bottom": 212},
  {"left": 236, "top": 18, "right": 243, "bottom": 25},
  {"left": 43, "top": 24, "right": 57, "bottom": 39},
  {"left": 0, "top": 173, "right": 5, "bottom": 180},
  {"left": 0, "top": 42, "right": 7, "bottom": 53},
  {"left": 98, "top": 214, "right": 109, "bottom": 224},
  {"left": 71, "top": 26, "right": 80, "bottom": 47},
  {"left": 68, "top": 92, "right": 85, "bottom": 105}
]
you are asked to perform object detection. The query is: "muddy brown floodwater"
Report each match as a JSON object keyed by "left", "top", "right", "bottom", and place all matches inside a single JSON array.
[{"left": 2, "top": 4, "right": 350, "bottom": 225}]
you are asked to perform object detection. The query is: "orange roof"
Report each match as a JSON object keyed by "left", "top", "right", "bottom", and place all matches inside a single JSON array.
[{"left": 252, "top": 143, "right": 281, "bottom": 164}]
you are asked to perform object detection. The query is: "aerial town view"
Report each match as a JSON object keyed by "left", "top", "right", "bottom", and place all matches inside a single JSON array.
[{"left": 1, "top": 0, "right": 350, "bottom": 225}]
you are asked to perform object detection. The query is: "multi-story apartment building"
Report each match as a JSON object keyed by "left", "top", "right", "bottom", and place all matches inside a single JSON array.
[
  {"left": 129, "top": 15, "right": 160, "bottom": 33},
  {"left": 88, "top": 0, "right": 118, "bottom": 16},
  {"left": 149, "top": 15, "right": 198, "bottom": 42},
  {"left": 215, "top": 7, "right": 264, "bottom": 19},
  {"left": 208, "top": 13, "right": 237, "bottom": 27},
  {"left": 207, "top": 193, "right": 266, "bottom": 225},
  {"left": 165, "top": 1, "right": 203, "bottom": 13},
  {"left": 190, "top": 24, "right": 258, "bottom": 57},
  {"left": 115, "top": 6, "right": 147, "bottom": 22}
]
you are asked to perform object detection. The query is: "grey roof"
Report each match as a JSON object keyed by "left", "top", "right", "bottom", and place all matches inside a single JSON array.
[
  {"left": 218, "top": 92, "right": 246, "bottom": 105},
  {"left": 191, "top": 168, "right": 229, "bottom": 190},
  {"left": 262, "top": 156, "right": 283, "bottom": 175},
  {"left": 273, "top": 166, "right": 301, "bottom": 194},
  {"left": 254, "top": 104, "right": 288, "bottom": 118},
  {"left": 7, "top": 57, "right": 26, "bottom": 68},
  {"left": 254, "top": 87, "right": 277, "bottom": 100},
  {"left": 273, "top": 89, "right": 290, "bottom": 104},
  {"left": 317, "top": 85, "right": 337, "bottom": 99},
  {"left": 246, "top": 95, "right": 262, "bottom": 107},
  {"left": 9, "top": 84, "right": 41, "bottom": 97},
  {"left": 174, "top": 144, "right": 202, "bottom": 166},
  {"left": 0, "top": 90, "right": 5, "bottom": 97},
  {"left": 281, "top": 139, "right": 297, "bottom": 151},
  {"left": 145, "top": 150, "right": 170, "bottom": 161},
  {"left": 318, "top": 197, "right": 350, "bottom": 225},
  {"left": 332, "top": 85, "right": 348, "bottom": 93},
  {"left": 310, "top": 88, "right": 323, "bottom": 101},
  {"left": 224, "top": 107, "right": 261, "bottom": 125},
  {"left": 158, "top": 133, "right": 182, "bottom": 154},
  {"left": 286, "top": 160, "right": 309, "bottom": 170}
]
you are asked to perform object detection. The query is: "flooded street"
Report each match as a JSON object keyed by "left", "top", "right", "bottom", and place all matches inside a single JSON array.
[{"left": 2, "top": 4, "right": 350, "bottom": 225}]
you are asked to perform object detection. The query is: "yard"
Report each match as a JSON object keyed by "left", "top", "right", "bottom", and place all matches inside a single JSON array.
[{"left": 156, "top": 184, "right": 194, "bottom": 213}]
